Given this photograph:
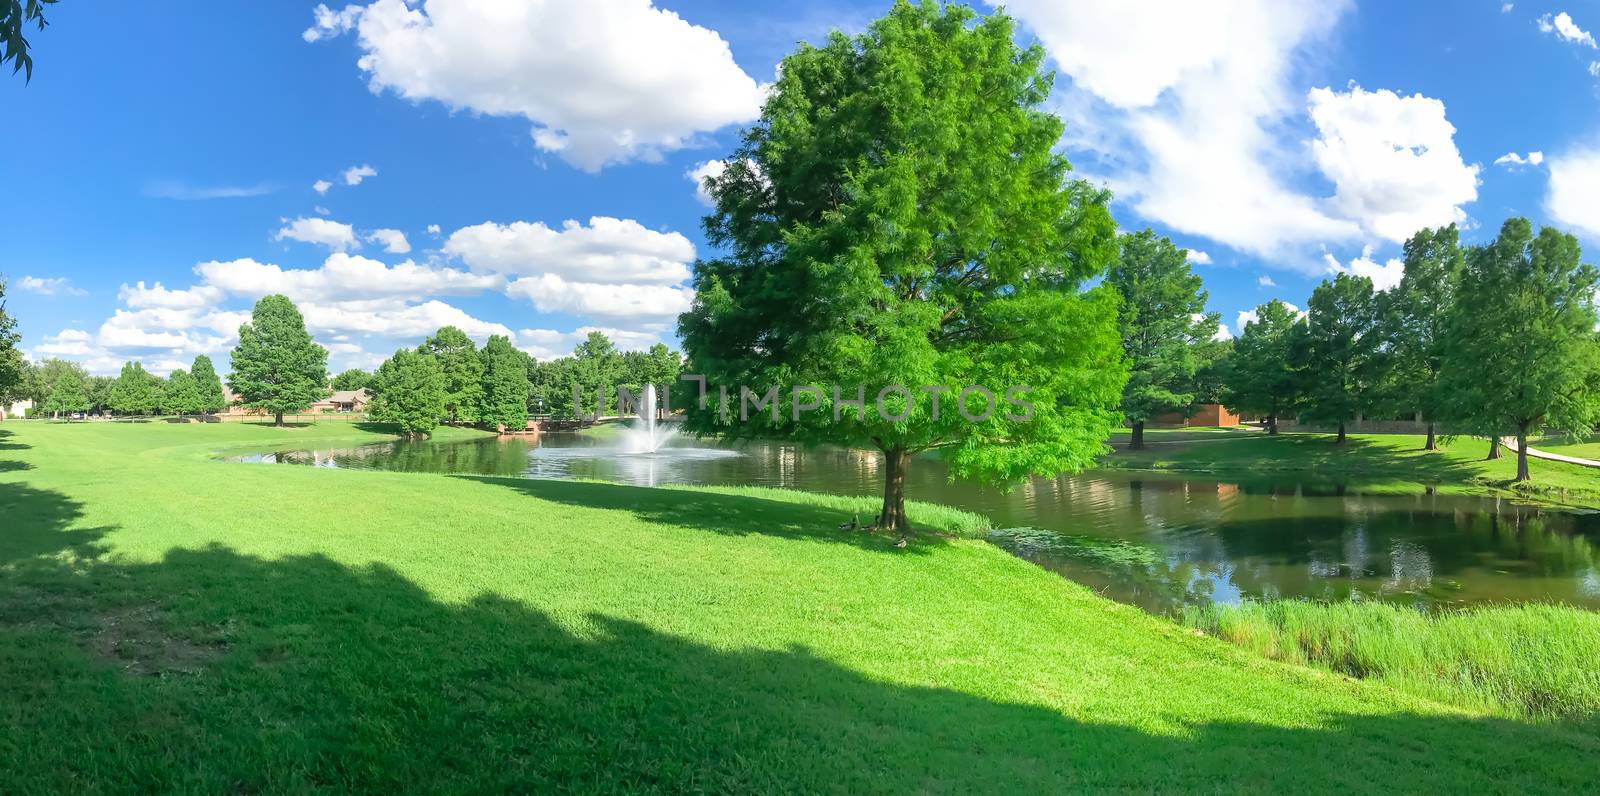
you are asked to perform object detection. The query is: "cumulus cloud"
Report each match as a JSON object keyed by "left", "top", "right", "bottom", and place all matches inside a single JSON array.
[
  {"left": 1308, "top": 85, "right": 1479, "bottom": 244},
  {"left": 1257, "top": 274, "right": 1276, "bottom": 287},
  {"left": 426, "top": 223, "right": 441, "bottom": 236},
  {"left": 686, "top": 159, "right": 726, "bottom": 206},
  {"left": 304, "top": 0, "right": 766, "bottom": 171},
  {"left": 1235, "top": 302, "right": 1304, "bottom": 333},
  {"left": 1546, "top": 147, "right": 1600, "bottom": 239},
  {"left": 34, "top": 329, "right": 94, "bottom": 356},
  {"left": 118, "top": 281, "right": 226, "bottom": 310},
  {"left": 1186, "top": 249, "right": 1212, "bottom": 265},
  {"left": 275, "top": 217, "right": 360, "bottom": 251},
  {"left": 505, "top": 274, "right": 694, "bottom": 320},
  {"left": 313, "top": 179, "right": 333, "bottom": 194},
  {"left": 444, "top": 217, "right": 693, "bottom": 284},
  {"left": 1323, "top": 245, "right": 1405, "bottom": 292},
  {"left": 516, "top": 326, "right": 663, "bottom": 361},
  {"left": 1494, "top": 151, "right": 1545, "bottom": 167},
  {"left": 343, "top": 164, "right": 377, "bottom": 186},
  {"left": 195, "top": 253, "right": 501, "bottom": 305},
  {"left": 1539, "top": 11, "right": 1596, "bottom": 48},
  {"left": 367, "top": 228, "right": 411, "bottom": 253},
  {"left": 17, "top": 276, "right": 86, "bottom": 297}
]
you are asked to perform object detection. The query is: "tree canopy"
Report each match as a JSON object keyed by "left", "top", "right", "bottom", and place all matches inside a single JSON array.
[
  {"left": 162, "top": 368, "right": 203, "bottom": 415},
  {"left": 1375, "top": 225, "right": 1464, "bottom": 449},
  {"left": 1224, "top": 300, "right": 1304, "bottom": 434},
  {"left": 419, "top": 326, "right": 483, "bottom": 423},
  {"left": 479, "top": 335, "right": 529, "bottom": 432},
  {"left": 190, "top": 354, "right": 226, "bottom": 413},
  {"left": 678, "top": 1, "right": 1126, "bottom": 532},
  {"left": 330, "top": 368, "right": 372, "bottom": 393},
  {"left": 1298, "top": 274, "right": 1380, "bottom": 443},
  {"left": 109, "top": 361, "right": 162, "bottom": 415},
  {"left": 228, "top": 295, "right": 329, "bottom": 425},
  {"left": 41, "top": 366, "right": 87, "bottom": 416},
  {"left": 370, "top": 348, "right": 446, "bottom": 438},
  {"left": 0, "top": 278, "right": 21, "bottom": 402}
]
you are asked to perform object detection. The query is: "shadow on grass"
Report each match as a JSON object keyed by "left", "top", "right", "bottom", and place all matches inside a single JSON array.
[
  {"left": 0, "top": 480, "right": 111, "bottom": 566},
  {"left": 0, "top": 427, "right": 26, "bottom": 451},
  {"left": 0, "top": 544, "right": 1595, "bottom": 791},
  {"left": 1110, "top": 434, "right": 1485, "bottom": 483},
  {"left": 459, "top": 475, "right": 942, "bottom": 553}
]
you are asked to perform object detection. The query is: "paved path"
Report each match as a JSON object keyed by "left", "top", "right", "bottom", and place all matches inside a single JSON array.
[{"left": 1498, "top": 436, "right": 1600, "bottom": 469}]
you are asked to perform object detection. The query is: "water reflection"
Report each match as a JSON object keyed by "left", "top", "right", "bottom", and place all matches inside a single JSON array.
[{"left": 233, "top": 433, "right": 1600, "bottom": 614}]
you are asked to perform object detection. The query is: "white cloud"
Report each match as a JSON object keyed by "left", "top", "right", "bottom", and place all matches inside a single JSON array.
[
  {"left": 275, "top": 216, "right": 360, "bottom": 251},
  {"left": 313, "top": 179, "right": 333, "bottom": 194},
  {"left": 1257, "top": 274, "right": 1276, "bottom": 287},
  {"left": 687, "top": 159, "right": 727, "bottom": 206},
  {"left": 306, "top": 0, "right": 766, "bottom": 171},
  {"left": 1539, "top": 12, "right": 1596, "bottom": 48},
  {"left": 118, "top": 281, "right": 226, "bottom": 310},
  {"left": 444, "top": 217, "right": 693, "bottom": 284},
  {"left": 1323, "top": 245, "right": 1405, "bottom": 292},
  {"left": 1503, "top": 2, "right": 1514, "bottom": 12},
  {"left": 143, "top": 181, "right": 274, "bottom": 201},
  {"left": 505, "top": 274, "right": 694, "bottom": 320},
  {"left": 195, "top": 253, "right": 501, "bottom": 305},
  {"left": 314, "top": 205, "right": 332, "bottom": 216},
  {"left": 367, "top": 228, "right": 411, "bottom": 254},
  {"left": 1591, "top": 60, "right": 1600, "bottom": 77},
  {"left": 426, "top": 223, "right": 441, "bottom": 236},
  {"left": 17, "top": 276, "right": 87, "bottom": 297},
  {"left": 1235, "top": 301, "right": 1304, "bottom": 333},
  {"left": 1186, "top": 249, "right": 1212, "bottom": 265},
  {"left": 1494, "top": 150, "right": 1545, "bottom": 167},
  {"left": 1308, "top": 85, "right": 1479, "bottom": 244},
  {"left": 34, "top": 329, "right": 94, "bottom": 356},
  {"left": 515, "top": 326, "right": 662, "bottom": 361},
  {"left": 342, "top": 164, "right": 377, "bottom": 186},
  {"left": 1546, "top": 147, "right": 1600, "bottom": 239},
  {"left": 300, "top": 299, "right": 513, "bottom": 341},
  {"left": 1194, "top": 313, "right": 1232, "bottom": 341}
]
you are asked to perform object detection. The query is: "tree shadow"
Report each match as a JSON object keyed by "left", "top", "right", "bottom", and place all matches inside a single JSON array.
[
  {"left": 0, "top": 544, "right": 1593, "bottom": 791},
  {"left": 458, "top": 475, "right": 946, "bottom": 553},
  {"left": 0, "top": 480, "right": 111, "bottom": 565},
  {"left": 0, "top": 427, "right": 27, "bottom": 451}
]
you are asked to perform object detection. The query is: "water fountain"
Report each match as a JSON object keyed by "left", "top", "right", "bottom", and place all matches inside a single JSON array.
[{"left": 620, "top": 383, "right": 678, "bottom": 454}]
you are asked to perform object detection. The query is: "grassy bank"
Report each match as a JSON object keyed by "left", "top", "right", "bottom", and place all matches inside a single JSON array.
[
  {"left": 1184, "top": 600, "right": 1600, "bottom": 722},
  {"left": 2, "top": 421, "right": 1597, "bottom": 791},
  {"left": 1103, "top": 431, "right": 1600, "bottom": 508}
]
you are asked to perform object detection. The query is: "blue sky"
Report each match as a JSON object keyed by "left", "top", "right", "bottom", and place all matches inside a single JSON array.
[{"left": 5, "top": 0, "right": 1600, "bottom": 375}]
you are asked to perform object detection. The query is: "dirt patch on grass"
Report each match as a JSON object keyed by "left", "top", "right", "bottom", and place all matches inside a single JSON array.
[{"left": 93, "top": 604, "right": 228, "bottom": 677}]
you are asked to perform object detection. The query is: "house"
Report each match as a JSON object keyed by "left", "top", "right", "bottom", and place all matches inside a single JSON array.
[
  {"left": 1151, "top": 403, "right": 1244, "bottom": 428},
  {"left": 1, "top": 399, "right": 33, "bottom": 420},
  {"left": 312, "top": 389, "right": 371, "bottom": 413}
]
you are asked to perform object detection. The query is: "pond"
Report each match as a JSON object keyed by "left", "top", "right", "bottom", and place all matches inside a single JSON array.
[{"left": 230, "top": 429, "right": 1600, "bottom": 615}]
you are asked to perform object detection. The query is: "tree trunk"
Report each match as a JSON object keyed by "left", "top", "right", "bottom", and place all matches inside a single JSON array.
[
  {"left": 877, "top": 446, "right": 911, "bottom": 534},
  {"left": 274, "top": 411, "right": 285, "bottom": 427},
  {"left": 1335, "top": 421, "right": 1347, "bottom": 444},
  {"left": 1267, "top": 415, "right": 1278, "bottom": 435},
  {"left": 1130, "top": 421, "right": 1145, "bottom": 450},
  {"left": 1486, "top": 437, "right": 1501, "bottom": 460},
  {"left": 1424, "top": 422, "right": 1436, "bottom": 451},
  {"left": 1516, "top": 422, "right": 1531, "bottom": 483}
]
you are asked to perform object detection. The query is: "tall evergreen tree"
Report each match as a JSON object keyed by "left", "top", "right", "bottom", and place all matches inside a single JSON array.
[
  {"left": 1440, "top": 218, "right": 1600, "bottom": 481},
  {"left": 42, "top": 367, "right": 88, "bottom": 417},
  {"left": 109, "top": 361, "right": 161, "bottom": 415},
  {"left": 1225, "top": 300, "right": 1305, "bottom": 434},
  {"left": 190, "top": 354, "right": 226, "bottom": 413},
  {"left": 228, "top": 295, "right": 329, "bottom": 426},
  {"left": 369, "top": 348, "right": 446, "bottom": 438},
  {"left": 678, "top": 2, "right": 1126, "bottom": 532},
  {"left": 479, "top": 335, "right": 529, "bottom": 432},
  {"left": 330, "top": 368, "right": 372, "bottom": 392},
  {"left": 1376, "top": 224, "right": 1464, "bottom": 450},
  {"left": 1300, "top": 274, "right": 1381, "bottom": 443},
  {"left": 1106, "top": 229, "right": 1218, "bottom": 448},
  {"left": 163, "top": 368, "right": 203, "bottom": 416},
  {"left": 419, "top": 326, "right": 484, "bottom": 423}
]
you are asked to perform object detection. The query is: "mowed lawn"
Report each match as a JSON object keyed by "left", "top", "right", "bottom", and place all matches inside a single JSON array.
[{"left": 1, "top": 422, "right": 1596, "bottom": 792}]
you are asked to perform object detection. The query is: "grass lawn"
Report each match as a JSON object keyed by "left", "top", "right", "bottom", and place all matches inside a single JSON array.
[
  {"left": 1102, "top": 431, "right": 1600, "bottom": 508},
  {"left": 1, "top": 421, "right": 1597, "bottom": 792},
  {"left": 1535, "top": 434, "right": 1600, "bottom": 461}
]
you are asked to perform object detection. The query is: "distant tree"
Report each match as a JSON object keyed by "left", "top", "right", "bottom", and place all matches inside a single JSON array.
[
  {"left": 162, "top": 368, "right": 203, "bottom": 415},
  {"left": 570, "top": 331, "right": 624, "bottom": 416},
  {"left": 1374, "top": 224, "right": 1464, "bottom": 450},
  {"left": 1300, "top": 274, "right": 1381, "bottom": 443},
  {"left": 1, "top": 0, "right": 57, "bottom": 83},
  {"left": 369, "top": 348, "right": 446, "bottom": 438},
  {"left": 228, "top": 295, "right": 329, "bottom": 426},
  {"left": 1225, "top": 300, "right": 1306, "bottom": 434},
  {"left": 19, "top": 358, "right": 84, "bottom": 404},
  {"left": 644, "top": 343, "right": 682, "bottom": 413},
  {"left": 189, "top": 354, "right": 226, "bottom": 413},
  {"left": 330, "top": 368, "right": 371, "bottom": 392},
  {"left": 109, "top": 361, "right": 161, "bottom": 415},
  {"left": 41, "top": 366, "right": 87, "bottom": 417},
  {"left": 1191, "top": 337, "right": 1232, "bottom": 406},
  {"left": 1106, "top": 230, "right": 1218, "bottom": 447},
  {"left": 478, "top": 335, "right": 529, "bottom": 432},
  {"left": 678, "top": 2, "right": 1126, "bottom": 532},
  {"left": 528, "top": 355, "right": 575, "bottom": 417},
  {"left": 0, "top": 278, "right": 21, "bottom": 402},
  {"left": 1440, "top": 218, "right": 1600, "bottom": 481},
  {"left": 85, "top": 374, "right": 112, "bottom": 414},
  {"left": 419, "top": 326, "right": 484, "bottom": 423}
]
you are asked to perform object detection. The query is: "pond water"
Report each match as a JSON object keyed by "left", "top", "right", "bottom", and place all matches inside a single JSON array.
[{"left": 231, "top": 430, "right": 1600, "bottom": 615}]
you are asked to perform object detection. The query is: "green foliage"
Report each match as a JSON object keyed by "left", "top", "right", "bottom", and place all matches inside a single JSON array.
[
  {"left": 228, "top": 295, "right": 329, "bottom": 423},
  {"left": 1299, "top": 274, "right": 1381, "bottom": 436},
  {"left": 189, "top": 355, "right": 226, "bottom": 413},
  {"left": 1184, "top": 599, "right": 1600, "bottom": 720},
  {"left": 1225, "top": 300, "right": 1306, "bottom": 429},
  {"left": 369, "top": 348, "right": 446, "bottom": 438},
  {"left": 330, "top": 368, "right": 372, "bottom": 393},
  {"left": 478, "top": 335, "right": 529, "bottom": 431},
  {"left": 0, "top": 278, "right": 22, "bottom": 401},
  {"left": 108, "top": 361, "right": 162, "bottom": 415},
  {"left": 570, "top": 331, "right": 623, "bottom": 415},
  {"left": 1, "top": 0, "right": 56, "bottom": 83},
  {"left": 40, "top": 366, "right": 87, "bottom": 414},
  {"left": 85, "top": 374, "right": 112, "bottom": 413},
  {"left": 418, "top": 326, "right": 484, "bottom": 423},
  {"left": 678, "top": 1, "right": 1127, "bottom": 529},
  {"left": 162, "top": 368, "right": 204, "bottom": 415},
  {"left": 1374, "top": 225, "right": 1464, "bottom": 428},
  {"left": 19, "top": 358, "right": 87, "bottom": 404},
  {"left": 1106, "top": 229, "right": 1218, "bottom": 429},
  {"left": 1440, "top": 218, "right": 1600, "bottom": 454}
]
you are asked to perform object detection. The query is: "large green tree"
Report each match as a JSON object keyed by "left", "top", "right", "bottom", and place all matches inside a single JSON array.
[
  {"left": 162, "top": 368, "right": 203, "bottom": 415},
  {"left": 41, "top": 366, "right": 87, "bottom": 417},
  {"left": 228, "top": 295, "right": 329, "bottom": 426},
  {"left": 570, "top": 331, "right": 624, "bottom": 417},
  {"left": 1300, "top": 274, "right": 1382, "bottom": 443},
  {"left": 678, "top": 2, "right": 1126, "bottom": 532},
  {"left": 0, "top": 278, "right": 21, "bottom": 403},
  {"left": 190, "top": 354, "right": 226, "bottom": 413},
  {"left": 1106, "top": 229, "right": 1218, "bottom": 448},
  {"left": 108, "top": 361, "right": 161, "bottom": 415},
  {"left": 419, "top": 326, "right": 484, "bottom": 423},
  {"left": 330, "top": 368, "right": 372, "bottom": 392},
  {"left": 1224, "top": 300, "right": 1305, "bottom": 434},
  {"left": 1440, "top": 218, "right": 1600, "bottom": 481},
  {"left": 479, "top": 335, "right": 529, "bottom": 432},
  {"left": 369, "top": 348, "right": 446, "bottom": 438},
  {"left": 1376, "top": 224, "right": 1464, "bottom": 450}
]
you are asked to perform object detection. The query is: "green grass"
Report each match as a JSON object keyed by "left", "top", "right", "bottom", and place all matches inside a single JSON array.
[
  {"left": 1, "top": 420, "right": 1597, "bottom": 791},
  {"left": 1103, "top": 431, "right": 1600, "bottom": 508},
  {"left": 1183, "top": 600, "right": 1600, "bottom": 721},
  {"left": 1535, "top": 434, "right": 1600, "bottom": 461}
]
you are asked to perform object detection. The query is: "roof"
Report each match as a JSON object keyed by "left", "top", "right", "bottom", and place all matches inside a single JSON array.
[{"left": 326, "top": 389, "right": 370, "bottom": 404}]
